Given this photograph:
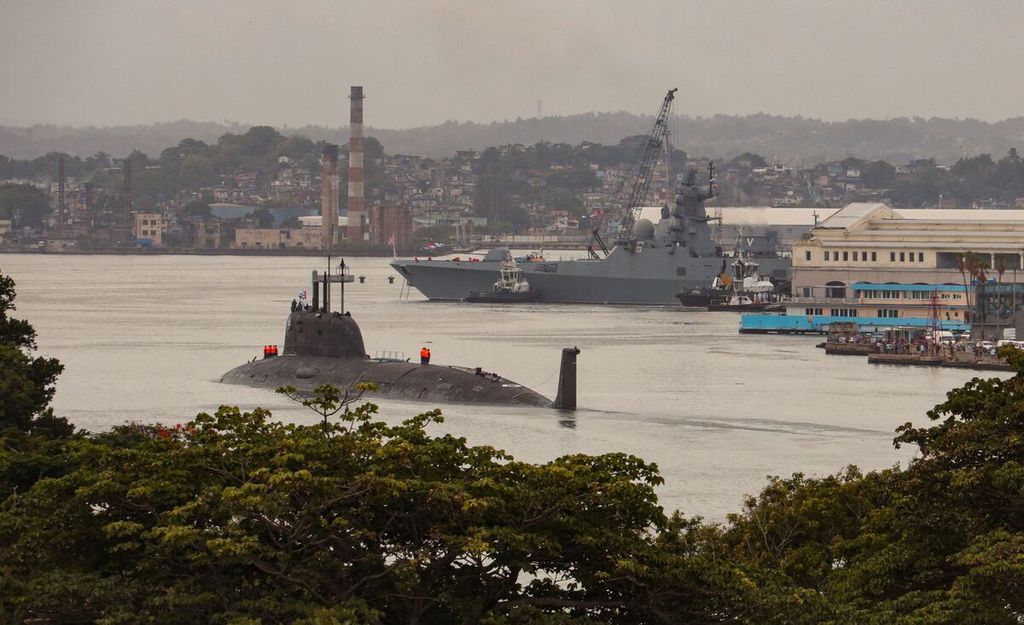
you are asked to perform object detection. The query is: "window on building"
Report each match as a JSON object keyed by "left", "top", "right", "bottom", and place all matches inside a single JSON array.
[
  {"left": 918, "top": 252, "right": 924, "bottom": 262},
  {"left": 801, "top": 287, "right": 812, "bottom": 297},
  {"left": 825, "top": 281, "right": 847, "bottom": 298},
  {"left": 899, "top": 252, "right": 905, "bottom": 262},
  {"left": 805, "top": 250, "right": 811, "bottom": 261},
  {"left": 890, "top": 252, "right": 896, "bottom": 262},
  {"left": 871, "top": 252, "right": 877, "bottom": 261},
  {"left": 824, "top": 251, "right": 830, "bottom": 261},
  {"left": 852, "top": 252, "right": 858, "bottom": 261},
  {"left": 843, "top": 251, "right": 849, "bottom": 261}
]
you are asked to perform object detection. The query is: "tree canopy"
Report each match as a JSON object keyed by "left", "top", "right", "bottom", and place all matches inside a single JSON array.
[{"left": 0, "top": 183, "right": 51, "bottom": 228}]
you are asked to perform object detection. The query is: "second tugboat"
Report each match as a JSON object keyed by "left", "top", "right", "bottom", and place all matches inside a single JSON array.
[
  {"left": 464, "top": 254, "right": 540, "bottom": 303},
  {"left": 702, "top": 255, "right": 784, "bottom": 312}
]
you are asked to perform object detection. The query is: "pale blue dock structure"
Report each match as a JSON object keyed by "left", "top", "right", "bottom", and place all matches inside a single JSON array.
[{"left": 739, "top": 313, "right": 969, "bottom": 334}]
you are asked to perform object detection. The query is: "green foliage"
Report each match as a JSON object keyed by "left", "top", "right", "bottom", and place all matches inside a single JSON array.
[
  {"left": 862, "top": 160, "right": 897, "bottom": 188},
  {"left": 179, "top": 199, "right": 212, "bottom": 218},
  {"left": 0, "top": 389, "right": 669, "bottom": 624},
  {"left": 733, "top": 152, "right": 769, "bottom": 168},
  {"left": 251, "top": 207, "right": 275, "bottom": 228},
  {"left": 413, "top": 224, "right": 455, "bottom": 247},
  {"left": 0, "top": 273, "right": 36, "bottom": 349},
  {"left": 0, "top": 272, "right": 67, "bottom": 435},
  {"left": 0, "top": 182, "right": 51, "bottom": 228},
  {"left": 0, "top": 272, "right": 73, "bottom": 513}
]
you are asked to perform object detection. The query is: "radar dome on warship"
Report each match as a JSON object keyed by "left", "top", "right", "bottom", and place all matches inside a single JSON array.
[{"left": 633, "top": 218, "right": 655, "bottom": 241}]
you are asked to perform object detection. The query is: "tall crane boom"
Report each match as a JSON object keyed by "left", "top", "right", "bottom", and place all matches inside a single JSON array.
[
  {"left": 586, "top": 88, "right": 677, "bottom": 259},
  {"left": 618, "top": 88, "right": 676, "bottom": 247}
]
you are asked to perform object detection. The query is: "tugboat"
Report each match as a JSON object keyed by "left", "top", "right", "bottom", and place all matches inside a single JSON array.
[
  {"left": 702, "top": 256, "right": 784, "bottom": 312},
  {"left": 465, "top": 255, "right": 541, "bottom": 303}
]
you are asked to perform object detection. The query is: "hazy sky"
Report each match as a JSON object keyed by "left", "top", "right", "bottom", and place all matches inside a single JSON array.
[{"left": 3, "top": 0, "right": 1023, "bottom": 129}]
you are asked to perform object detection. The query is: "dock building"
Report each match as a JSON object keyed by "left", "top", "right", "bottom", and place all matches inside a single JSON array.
[
  {"left": 791, "top": 203, "right": 1024, "bottom": 295},
  {"left": 742, "top": 202, "right": 1024, "bottom": 333}
]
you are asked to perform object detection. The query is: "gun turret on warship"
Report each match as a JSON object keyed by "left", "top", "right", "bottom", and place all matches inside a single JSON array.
[{"left": 390, "top": 89, "right": 791, "bottom": 305}]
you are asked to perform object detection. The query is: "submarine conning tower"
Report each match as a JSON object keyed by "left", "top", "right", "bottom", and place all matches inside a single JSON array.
[
  {"left": 284, "top": 310, "right": 366, "bottom": 359},
  {"left": 283, "top": 265, "right": 365, "bottom": 358}
]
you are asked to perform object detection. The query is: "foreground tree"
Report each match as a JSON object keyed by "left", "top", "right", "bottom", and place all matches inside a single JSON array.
[
  {"left": 0, "top": 394, "right": 672, "bottom": 624},
  {"left": 0, "top": 272, "right": 67, "bottom": 434}
]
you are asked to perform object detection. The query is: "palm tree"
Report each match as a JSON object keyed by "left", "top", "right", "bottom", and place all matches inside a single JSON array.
[
  {"left": 959, "top": 251, "right": 988, "bottom": 323},
  {"left": 958, "top": 253, "right": 971, "bottom": 322},
  {"left": 996, "top": 255, "right": 1008, "bottom": 320}
]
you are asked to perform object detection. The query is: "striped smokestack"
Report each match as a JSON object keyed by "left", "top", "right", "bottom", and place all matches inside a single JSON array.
[
  {"left": 347, "top": 85, "right": 365, "bottom": 242},
  {"left": 321, "top": 143, "right": 339, "bottom": 249}
]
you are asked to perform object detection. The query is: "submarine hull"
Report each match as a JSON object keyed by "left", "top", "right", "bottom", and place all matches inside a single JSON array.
[{"left": 221, "top": 355, "right": 552, "bottom": 408}]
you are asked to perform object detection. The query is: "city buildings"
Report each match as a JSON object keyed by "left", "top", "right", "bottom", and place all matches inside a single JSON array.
[
  {"left": 234, "top": 227, "right": 321, "bottom": 250},
  {"left": 132, "top": 212, "right": 164, "bottom": 246}
]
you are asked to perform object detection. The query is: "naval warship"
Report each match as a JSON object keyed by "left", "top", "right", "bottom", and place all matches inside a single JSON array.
[
  {"left": 391, "top": 89, "right": 791, "bottom": 305},
  {"left": 391, "top": 170, "right": 791, "bottom": 305}
]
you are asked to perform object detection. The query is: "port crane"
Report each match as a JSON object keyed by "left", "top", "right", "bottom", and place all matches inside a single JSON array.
[{"left": 588, "top": 88, "right": 677, "bottom": 258}]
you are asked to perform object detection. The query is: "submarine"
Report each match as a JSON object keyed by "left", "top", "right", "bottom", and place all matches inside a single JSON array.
[{"left": 221, "top": 266, "right": 579, "bottom": 409}]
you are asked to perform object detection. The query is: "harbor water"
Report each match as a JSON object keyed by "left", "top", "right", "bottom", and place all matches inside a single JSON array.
[{"left": 0, "top": 253, "right": 994, "bottom": 520}]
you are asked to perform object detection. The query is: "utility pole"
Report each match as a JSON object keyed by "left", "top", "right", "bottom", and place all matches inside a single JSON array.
[{"left": 57, "top": 157, "right": 66, "bottom": 235}]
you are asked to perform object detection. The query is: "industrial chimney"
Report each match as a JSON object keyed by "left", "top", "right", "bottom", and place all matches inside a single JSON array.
[
  {"left": 347, "top": 86, "right": 365, "bottom": 242},
  {"left": 321, "top": 143, "right": 339, "bottom": 249}
]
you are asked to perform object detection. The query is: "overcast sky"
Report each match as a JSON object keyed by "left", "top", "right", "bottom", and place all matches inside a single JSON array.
[{"left": 2, "top": 0, "right": 1023, "bottom": 129}]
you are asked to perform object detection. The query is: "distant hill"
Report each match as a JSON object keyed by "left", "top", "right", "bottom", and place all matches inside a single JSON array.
[{"left": 5, "top": 113, "right": 1024, "bottom": 164}]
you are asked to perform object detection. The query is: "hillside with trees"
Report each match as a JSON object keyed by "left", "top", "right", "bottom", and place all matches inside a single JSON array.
[{"left": 6, "top": 113, "right": 1024, "bottom": 164}]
